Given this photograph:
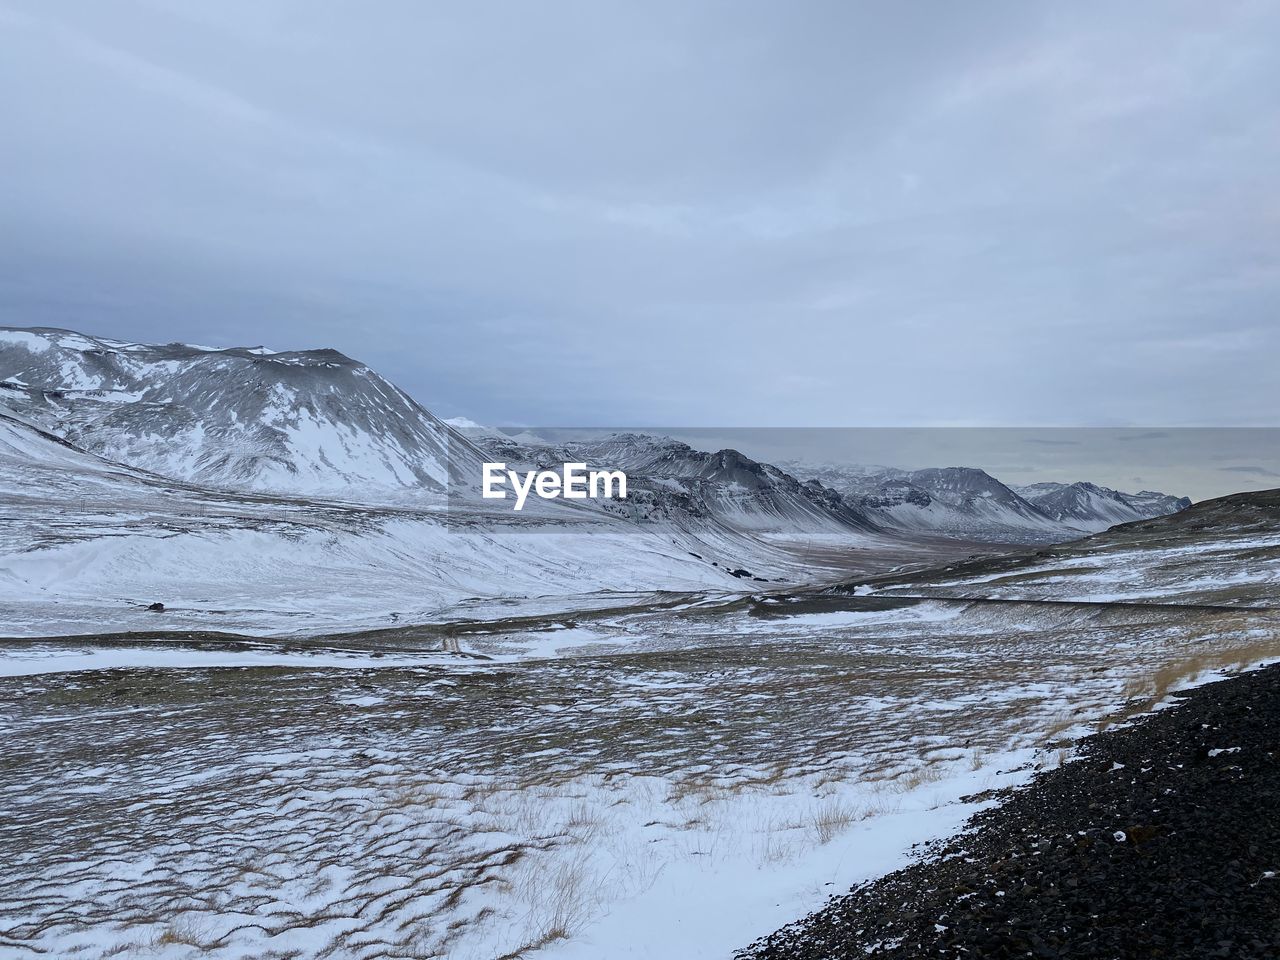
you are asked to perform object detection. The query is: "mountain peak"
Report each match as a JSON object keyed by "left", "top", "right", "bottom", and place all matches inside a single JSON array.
[
  {"left": 0, "top": 325, "right": 478, "bottom": 497},
  {"left": 1019, "top": 479, "right": 1190, "bottom": 531}
]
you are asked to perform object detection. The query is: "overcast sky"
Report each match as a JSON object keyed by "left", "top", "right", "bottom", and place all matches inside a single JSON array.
[{"left": 2, "top": 1, "right": 1278, "bottom": 427}]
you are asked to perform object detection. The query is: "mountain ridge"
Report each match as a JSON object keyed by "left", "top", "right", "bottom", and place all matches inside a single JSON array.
[
  {"left": 0, "top": 326, "right": 484, "bottom": 498},
  {"left": 787, "top": 461, "right": 1189, "bottom": 543},
  {"left": 456, "top": 430, "right": 879, "bottom": 535},
  {"left": 1016, "top": 480, "right": 1192, "bottom": 532},
  {"left": 1, "top": 325, "right": 1192, "bottom": 542}
]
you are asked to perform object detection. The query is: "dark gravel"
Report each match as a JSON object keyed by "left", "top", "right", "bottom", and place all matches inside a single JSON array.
[{"left": 738, "top": 663, "right": 1280, "bottom": 960}]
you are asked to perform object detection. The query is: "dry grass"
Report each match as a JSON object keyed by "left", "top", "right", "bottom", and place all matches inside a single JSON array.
[
  {"left": 894, "top": 761, "right": 947, "bottom": 793},
  {"left": 150, "top": 917, "right": 210, "bottom": 949},
  {"left": 809, "top": 798, "right": 860, "bottom": 845},
  {"left": 495, "top": 925, "right": 570, "bottom": 960},
  {"left": 1119, "top": 636, "right": 1280, "bottom": 712},
  {"left": 1040, "top": 709, "right": 1083, "bottom": 746},
  {"left": 6, "top": 597, "right": 1277, "bottom": 959}
]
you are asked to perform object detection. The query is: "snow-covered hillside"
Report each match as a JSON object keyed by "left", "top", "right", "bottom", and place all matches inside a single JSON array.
[
  {"left": 1017, "top": 481, "right": 1191, "bottom": 533},
  {"left": 0, "top": 325, "right": 1196, "bottom": 636},
  {"left": 0, "top": 327, "right": 482, "bottom": 497},
  {"left": 864, "top": 466, "right": 1068, "bottom": 541},
  {"left": 0, "top": 325, "right": 1191, "bottom": 543},
  {"left": 0, "top": 410, "right": 771, "bottom": 636},
  {"left": 791, "top": 463, "right": 1190, "bottom": 543},
  {"left": 468, "top": 431, "right": 877, "bottom": 535},
  {"left": 0, "top": 328, "right": 949, "bottom": 637},
  {"left": 0, "top": 407, "right": 912, "bottom": 637}
]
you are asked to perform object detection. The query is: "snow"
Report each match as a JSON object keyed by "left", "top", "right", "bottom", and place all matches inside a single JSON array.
[
  {"left": 0, "top": 330, "right": 53, "bottom": 353},
  {"left": 338, "top": 694, "right": 388, "bottom": 707},
  {"left": 538, "top": 752, "right": 1038, "bottom": 960},
  {"left": 785, "top": 461, "right": 1189, "bottom": 544},
  {"left": 773, "top": 604, "right": 961, "bottom": 629},
  {"left": 906, "top": 533, "right": 1280, "bottom": 607},
  {"left": 0, "top": 405, "right": 911, "bottom": 639},
  {"left": 0, "top": 511, "right": 763, "bottom": 637},
  {"left": 3, "top": 530, "right": 1276, "bottom": 959},
  {"left": 0, "top": 325, "right": 1273, "bottom": 960},
  {"left": 0, "top": 646, "right": 450, "bottom": 677},
  {"left": 0, "top": 326, "right": 474, "bottom": 498},
  {"left": 490, "top": 624, "right": 628, "bottom": 658}
]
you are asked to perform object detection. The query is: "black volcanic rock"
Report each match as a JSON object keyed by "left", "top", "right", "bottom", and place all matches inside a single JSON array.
[{"left": 738, "top": 663, "right": 1280, "bottom": 960}]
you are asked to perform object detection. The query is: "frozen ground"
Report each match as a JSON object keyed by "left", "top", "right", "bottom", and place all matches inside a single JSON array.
[
  {"left": 3, "top": 470, "right": 1278, "bottom": 959},
  {"left": 867, "top": 520, "right": 1280, "bottom": 608},
  {"left": 0, "top": 410, "right": 977, "bottom": 638},
  {"left": 2, "top": 327, "right": 1268, "bottom": 959},
  {"left": 3, "top": 579, "right": 1277, "bottom": 958}
]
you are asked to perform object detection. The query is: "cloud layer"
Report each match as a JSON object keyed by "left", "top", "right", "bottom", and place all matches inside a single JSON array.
[{"left": 1, "top": 1, "right": 1277, "bottom": 426}]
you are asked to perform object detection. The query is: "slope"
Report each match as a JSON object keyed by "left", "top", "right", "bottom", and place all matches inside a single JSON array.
[{"left": 0, "top": 326, "right": 483, "bottom": 498}]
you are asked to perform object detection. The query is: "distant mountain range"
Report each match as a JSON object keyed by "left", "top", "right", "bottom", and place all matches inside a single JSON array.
[
  {"left": 1016, "top": 481, "right": 1192, "bottom": 533},
  {"left": 1, "top": 325, "right": 1190, "bottom": 544},
  {"left": 0, "top": 324, "right": 1213, "bottom": 638},
  {"left": 790, "top": 462, "right": 1192, "bottom": 542},
  {"left": 466, "top": 430, "right": 877, "bottom": 535}
]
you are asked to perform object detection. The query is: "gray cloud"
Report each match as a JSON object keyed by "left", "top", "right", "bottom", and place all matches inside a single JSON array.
[
  {"left": 1220, "top": 465, "right": 1280, "bottom": 476},
  {"left": 1, "top": 1, "right": 1279, "bottom": 427}
]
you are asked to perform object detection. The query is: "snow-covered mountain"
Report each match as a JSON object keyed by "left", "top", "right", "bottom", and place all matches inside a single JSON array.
[
  {"left": 0, "top": 406, "right": 853, "bottom": 637},
  {"left": 858, "top": 467, "right": 1074, "bottom": 542},
  {"left": 1016, "top": 481, "right": 1191, "bottom": 533},
  {"left": 461, "top": 431, "right": 877, "bottom": 535},
  {"left": 789, "top": 463, "right": 1190, "bottom": 543},
  {"left": 0, "top": 322, "right": 1200, "bottom": 640},
  {"left": 0, "top": 333, "right": 907, "bottom": 636},
  {"left": 0, "top": 326, "right": 483, "bottom": 497}
]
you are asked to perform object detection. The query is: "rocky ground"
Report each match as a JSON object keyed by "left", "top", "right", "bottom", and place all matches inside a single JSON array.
[{"left": 738, "top": 661, "right": 1280, "bottom": 960}]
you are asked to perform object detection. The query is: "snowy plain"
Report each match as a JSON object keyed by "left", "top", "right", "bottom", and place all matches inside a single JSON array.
[
  {"left": 5, "top": 579, "right": 1278, "bottom": 959},
  {"left": 4, "top": 426, "right": 1279, "bottom": 958}
]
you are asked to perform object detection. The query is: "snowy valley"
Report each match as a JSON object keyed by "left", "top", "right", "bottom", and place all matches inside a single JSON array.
[
  {"left": 2, "top": 327, "right": 1276, "bottom": 960},
  {"left": 0, "top": 327, "right": 1193, "bottom": 637}
]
